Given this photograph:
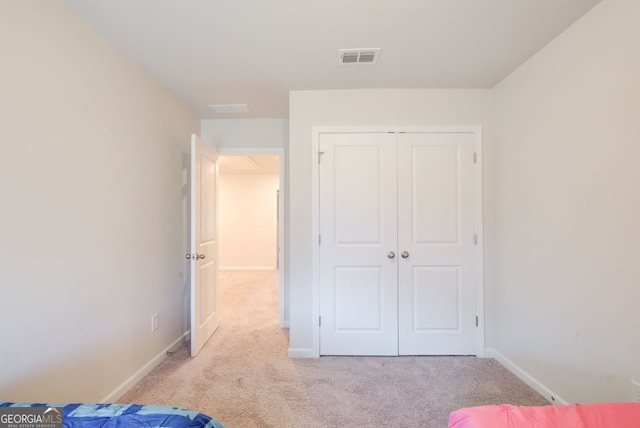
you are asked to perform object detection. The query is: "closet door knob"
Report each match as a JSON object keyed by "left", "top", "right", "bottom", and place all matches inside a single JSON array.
[
  {"left": 387, "top": 251, "right": 396, "bottom": 259},
  {"left": 401, "top": 251, "right": 409, "bottom": 259}
]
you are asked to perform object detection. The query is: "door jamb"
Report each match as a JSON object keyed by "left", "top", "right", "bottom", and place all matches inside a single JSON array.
[
  {"left": 217, "top": 147, "right": 287, "bottom": 328},
  {"left": 312, "top": 126, "right": 484, "bottom": 358}
]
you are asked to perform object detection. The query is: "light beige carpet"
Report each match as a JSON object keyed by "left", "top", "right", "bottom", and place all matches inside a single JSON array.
[{"left": 120, "top": 270, "right": 549, "bottom": 427}]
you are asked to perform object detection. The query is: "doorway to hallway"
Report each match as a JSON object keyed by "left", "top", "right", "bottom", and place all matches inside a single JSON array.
[{"left": 217, "top": 153, "right": 285, "bottom": 327}]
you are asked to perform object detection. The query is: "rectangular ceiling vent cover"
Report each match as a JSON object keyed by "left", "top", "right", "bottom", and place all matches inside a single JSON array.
[{"left": 339, "top": 48, "right": 381, "bottom": 64}]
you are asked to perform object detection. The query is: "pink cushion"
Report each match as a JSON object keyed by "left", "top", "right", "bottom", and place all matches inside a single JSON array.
[{"left": 448, "top": 403, "right": 640, "bottom": 428}]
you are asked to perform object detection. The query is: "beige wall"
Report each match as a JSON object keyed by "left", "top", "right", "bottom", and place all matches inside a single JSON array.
[
  {"left": 0, "top": 1, "right": 199, "bottom": 402},
  {"left": 288, "top": 89, "right": 494, "bottom": 355},
  {"left": 219, "top": 173, "right": 280, "bottom": 270},
  {"left": 491, "top": 0, "right": 640, "bottom": 403},
  {"left": 201, "top": 119, "right": 288, "bottom": 149}
]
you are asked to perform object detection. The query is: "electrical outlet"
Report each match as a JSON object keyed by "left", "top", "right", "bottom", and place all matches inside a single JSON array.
[
  {"left": 632, "top": 380, "right": 640, "bottom": 402},
  {"left": 151, "top": 313, "right": 159, "bottom": 332}
]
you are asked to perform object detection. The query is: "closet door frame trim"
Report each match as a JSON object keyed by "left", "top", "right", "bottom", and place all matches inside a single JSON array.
[{"left": 311, "top": 125, "right": 484, "bottom": 358}]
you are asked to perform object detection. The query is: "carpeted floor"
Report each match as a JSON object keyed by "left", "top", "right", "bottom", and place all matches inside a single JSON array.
[{"left": 120, "top": 270, "right": 549, "bottom": 427}]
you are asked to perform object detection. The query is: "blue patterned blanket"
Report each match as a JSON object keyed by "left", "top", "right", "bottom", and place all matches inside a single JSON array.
[{"left": 0, "top": 402, "right": 226, "bottom": 428}]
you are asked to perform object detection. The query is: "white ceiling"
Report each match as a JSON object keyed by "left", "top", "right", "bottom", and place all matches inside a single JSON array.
[
  {"left": 219, "top": 155, "right": 279, "bottom": 175},
  {"left": 61, "top": 0, "right": 601, "bottom": 119}
]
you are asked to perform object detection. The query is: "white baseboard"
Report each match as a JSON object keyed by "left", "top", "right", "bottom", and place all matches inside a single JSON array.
[
  {"left": 288, "top": 347, "right": 317, "bottom": 358},
  {"left": 219, "top": 266, "right": 276, "bottom": 271},
  {"left": 485, "top": 348, "right": 568, "bottom": 405},
  {"left": 100, "top": 331, "right": 189, "bottom": 403}
]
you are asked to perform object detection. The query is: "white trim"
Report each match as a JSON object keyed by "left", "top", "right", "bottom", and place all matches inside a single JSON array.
[
  {"left": 288, "top": 347, "right": 316, "bottom": 358},
  {"left": 219, "top": 266, "right": 277, "bottom": 271},
  {"left": 277, "top": 155, "right": 286, "bottom": 328},
  {"left": 311, "top": 126, "right": 485, "bottom": 357},
  {"left": 311, "top": 129, "right": 321, "bottom": 357},
  {"left": 485, "top": 348, "right": 568, "bottom": 405},
  {"left": 274, "top": 187, "right": 280, "bottom": 272},
  {"left": 100, "top": 331, "right": 189, "bottom": 403},
  {"left": 215, "top": 147, "right": 287, "bottom": 329},
  {"left": 473, "top": 126, "right": 485, "bottom": 357},
  {"left": 310, "top": 125, "right": 482, "bottom": 134}
]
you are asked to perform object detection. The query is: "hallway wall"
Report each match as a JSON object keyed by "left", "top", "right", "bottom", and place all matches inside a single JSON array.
[{"left": 219, "top": 173, "right": 280, "bottom": 270}]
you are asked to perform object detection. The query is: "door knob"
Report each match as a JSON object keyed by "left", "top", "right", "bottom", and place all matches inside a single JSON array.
[
  {"left": 401, "top": 251, "right": 409, "bottom": 259},
  {"left": 196, "top": 253, "right": 206, "bottom": 260},
  {"left": 387, "top": 251, "right": 396, "bottom": 259},
  {"left": 185, "top": 253, "right": 194, "bottom": 260}
]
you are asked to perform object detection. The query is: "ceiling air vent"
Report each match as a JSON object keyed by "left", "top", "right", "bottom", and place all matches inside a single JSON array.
[{"left": 339, "top": 48, "right": 381, "bottom": 64}]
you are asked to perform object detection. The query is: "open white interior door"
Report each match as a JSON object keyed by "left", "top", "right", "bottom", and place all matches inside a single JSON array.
[{"left": 190, "top": 134, "right": 220, "bottom": 357}]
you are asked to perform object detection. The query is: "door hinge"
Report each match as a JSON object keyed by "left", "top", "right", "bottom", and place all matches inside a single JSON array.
[
  {"left": 318, "top": 151, "right": 325, "bottom": 163},
  {"left": 318, "top": 234, "right": 322, "bottom": 245},
  {"left": 319, "top": 316, "right": 322, "bottom": 327},
  {"left": 474, "top": 152, "right": 477, "bottom": 164},
  {"left": 476, "top": 316, "right": 479, "bottom": 327},
  {"left": 474, "top": 234, "right": 478, "bottom": 245}
]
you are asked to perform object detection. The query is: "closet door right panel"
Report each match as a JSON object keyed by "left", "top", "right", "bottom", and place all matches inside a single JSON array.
[{"left": 397, "top": 133, "right": 476, "bottom": 355}]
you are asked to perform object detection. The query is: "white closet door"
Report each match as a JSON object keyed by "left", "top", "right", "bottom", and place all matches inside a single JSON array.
[
  {"left": 319, "top": 133, "right": 399, "bottom": 355},
  {"left": 397, "top": 132, "right": 476, "bottom": 355}
]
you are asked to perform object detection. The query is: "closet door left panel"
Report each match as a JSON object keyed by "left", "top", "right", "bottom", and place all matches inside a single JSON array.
[{"left": 318, "top": 133, "right": 399, "bottom": 356}]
